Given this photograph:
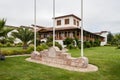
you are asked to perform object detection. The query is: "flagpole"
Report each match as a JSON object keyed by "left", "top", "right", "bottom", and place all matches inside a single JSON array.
[
  {"left": 34, "top": 0, "right": 36, "bottom": 51},
  {"left": 53, "top": 0, "right": 55, "bottom": 47},
  {"left": 81, "top": 0, "right": 84, "bottom": 57}
]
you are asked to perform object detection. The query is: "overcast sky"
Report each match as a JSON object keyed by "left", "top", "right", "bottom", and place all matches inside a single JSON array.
[{"left": 0, "top": 0, "right": 120, "bottom": 33}]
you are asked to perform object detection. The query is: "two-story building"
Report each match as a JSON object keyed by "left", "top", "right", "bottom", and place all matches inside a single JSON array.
[{"left": 38, "top": 14, "right": 104, "bottom": 47}]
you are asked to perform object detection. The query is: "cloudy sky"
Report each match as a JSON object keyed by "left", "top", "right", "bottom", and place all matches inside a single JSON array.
[{"left": 0, "top": 0, "right": 120, "bottom": 33}]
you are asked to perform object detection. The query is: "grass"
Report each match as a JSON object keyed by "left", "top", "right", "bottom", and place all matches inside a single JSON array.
[{"left": 0, "top": 46, "right": 120, "bottom": 80}]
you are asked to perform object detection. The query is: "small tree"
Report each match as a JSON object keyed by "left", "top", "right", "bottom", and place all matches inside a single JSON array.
[
  {"left": 107, "top": 32, "right": 114, "bottom": 45},
  {"left": 114, "top": 33, "right": 120, "bottom": 46},
  {"left": 63, "top": 37, "right": 74, "bottom": 47},
  {"left": 12, "top": 27, "right": 34, "bottom": 49}
]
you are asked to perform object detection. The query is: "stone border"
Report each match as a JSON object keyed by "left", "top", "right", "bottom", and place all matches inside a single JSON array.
[{"left": 26, "top": 58, "right": 98, "bottom": 72}]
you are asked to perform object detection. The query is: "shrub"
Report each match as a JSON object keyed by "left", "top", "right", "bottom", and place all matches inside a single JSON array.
[
  {"left": 46, "top": 42, "right": 62, "bottom": 50},
  {"left": 117, "top": 45, "right": 120, "bottom": 49},
  {"left": 6, "top": 42, "right": 13, "bottom": 47},
  {"left": 27, "top": 45, "right": 34, "bottom": 53},
  {"left": 55, "top": 42, "right": 62, "bottom": 50},
  {"left": 36, "top": 45, "right": 44, "bottom": 51},
  {"left": 0, "top": 43, "right": 3, "bottom": 47},
  {"left": 63, "top": 38, "right": 74, "bottom": 46},
  {"left": 47, "top": 42, "right": 53, "bottom": 47},
  {"left": 94, "top": 39, "right": 100, "bottom": 47},
  {"left": 16, "top": 42, "right": 22, "bottom": 47},
  {"left": 90, "top": 40, "right": 94, "bottom": 47},
  {"left": 40, "top": 44, "right": 48, "bottom": 49},
  {"left": 67, "top": 44, "right": 75, "bottom": 49},
  {"left": 84, "top": 41, "right": 91, "bottom": 48}
]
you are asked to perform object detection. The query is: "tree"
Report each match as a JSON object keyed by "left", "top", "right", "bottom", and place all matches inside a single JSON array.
[
  {"left": 107, "top": 32, "right": 114, "bottom": 44},
  {"left": 12, "top": 27, "right": 34, "bottom": 49},
  {"left": 0, "top": 19, "right": 13, "bottom": 45},
  {"left": 0, "top": 19, "right": 6, "bottom": 36},
  {"left": 114, "top": 33, "right": 120, "bottom": 46},
  {"left": 63, "top": 37, "right": 74, "bottom": 47}
]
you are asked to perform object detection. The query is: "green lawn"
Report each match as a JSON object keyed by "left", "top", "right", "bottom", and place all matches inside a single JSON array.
[{"left": 0, "top": 46, "right": 120, "bottom": 80}]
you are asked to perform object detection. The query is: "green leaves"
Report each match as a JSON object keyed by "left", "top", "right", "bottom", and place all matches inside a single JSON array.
[{"left": 12, "top": 27, "right": 34, "bottom": 49}]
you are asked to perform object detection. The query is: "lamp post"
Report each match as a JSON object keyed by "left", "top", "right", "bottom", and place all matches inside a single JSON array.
[
  {"left": 34, "top": 0, "right": 36, "bottom": 51},
  {"left": 81, "top": 0, "right": 84, "bottom": 57},
  {"left": 53, "top": 0, "right": 55, "bottom": 47}
]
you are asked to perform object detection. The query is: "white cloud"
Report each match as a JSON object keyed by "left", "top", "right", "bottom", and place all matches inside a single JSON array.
[{"left": 0, "top": 0, "right": 120, "bottom": 33}]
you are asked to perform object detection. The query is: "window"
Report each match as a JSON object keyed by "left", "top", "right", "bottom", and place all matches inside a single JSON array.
[
  {"left": 77, "top": 21, "right": 79, "bottom": 26},
  {"left": 57, "top": 20, "right": 61, "bottom": 26},
  {"left": 74, "top": 19, "right": 76, "bottom": 25},
  {"left": 65, "top": 19, "right": 69, "bottom": 24}
]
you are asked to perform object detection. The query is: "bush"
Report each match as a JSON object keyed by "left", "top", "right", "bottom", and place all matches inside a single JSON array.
[
  {"left": 40, "top": 44, "right": 48, "bottom": 49},
  {"left": 27, "top": 45, "right": 34, "bottom": 53},
  {"left": 36, "top": 45, "right": 44, "bottom": 51},
  {"left": 94, "top": 39, "right": 101, "bottom": 47},
  {"left": 63, "top": 38, "right": 74, "bottom": 46},
  {"left": 117, "top": 45, "right": 120, "bottom": 49},
  {"left": 0, "top": 43, "right": 3, "bottom": 47},
  {"left": 6, "top": 42, "right": 13, "bottom": 47},
  {"left": 55, "top": 42, "right": 62, "bottom": 50},
  {"left": 16, "top": 42, "right": 22, "bottom": 47},
  {"left": 47, "top": 42, "right": 53, "bottom": 47},
  {"left": 47, "top": 42, "right": 62, "bottom": 50},
  {"left": 90, "top": 40, "right": 94, "bottom": 47},
  {"left": 84, "top": 41, "right": 91, "bottom": 48},
  {"left": 67, "top": 44, "right": 75, "bottom": 49}
]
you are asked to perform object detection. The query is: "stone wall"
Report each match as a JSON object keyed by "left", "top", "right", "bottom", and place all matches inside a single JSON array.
[{"left": 31, "top": 47, "right": 88, "bottom": 68}]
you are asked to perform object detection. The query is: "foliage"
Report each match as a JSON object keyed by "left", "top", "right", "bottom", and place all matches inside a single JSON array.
[
  {"left": 0, "top": 47, "right": 32, "bottom": 55},
  {"left": 15, "top": 42, "right": 23, "bottom": 47},
  {"left": 12, "top": 27, "right": 34, "bottom": 49},
  {"left": 0, "top": 19, "right": 13, "bottom": 45},
  {"left": 47, "top": 36, "right": 53, "bottom": 43},
  {"left": 63, "top": 37, "right": 74, "bottom": 46},
  {"left": 36, "top": 45, "right": 44, "bottom": 51},
  {"left": 114, "top": 33, "right": 120, "bottom": 46},
  {"left": 47, "top": 42, "right": 62, "bottom": 50},
  {"left": 94, "top": 39, "right": 100, "bottom": 47},
  {"left": 107, "top": 32, "right": 114, "bottom": 44},
  {"left": 67, "top": 44, "right": 75, "bottom": 49},
  {"left": 27, "top": 45, "right": 34, "bottom": 53},
  {"left": 55, "top": 42, "right": 62, "bottom": 50},
  {"left": 40, "top": 43, "right": 49, "bottom": 49},
  {"left": 0, "top": 18, "right": 6, "bottom": 36},
  {"left": 117, "top": 45, "right": 120, "bottom": 49},
  {"left": 84, "top": 41, "right": 91, "bottom": 48}
]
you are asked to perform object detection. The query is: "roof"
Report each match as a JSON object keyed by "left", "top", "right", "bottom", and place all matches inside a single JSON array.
[
  {"left": 39, "top": 26, "right": 80, "bottom": 32},
  {"left": 54, "top": 14, "right": 81, "bottom": 21},
  {"left": 38, "top": 26, "right": 104, "bottom": 38},
  {"left": 95, "top": 31, "right": 108, "bottom": 35},
  {"left": 31, "top": 24, "right": 46, "bottom": 28}
]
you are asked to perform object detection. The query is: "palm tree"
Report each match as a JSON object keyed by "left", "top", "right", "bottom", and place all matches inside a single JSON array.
[
  {"left": 0, "top": 19, "right": 6, "bottom": 36},
  {"left": 12, "top": 27, "right": 34, "bottom": 49},
  {"left": 0, "top": 19, "right": 14, "bottom": 45}
]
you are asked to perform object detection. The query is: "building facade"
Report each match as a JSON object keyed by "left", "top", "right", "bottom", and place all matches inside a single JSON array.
[{"left": 38, "top": 14, "right": 104, "bottom": 47}]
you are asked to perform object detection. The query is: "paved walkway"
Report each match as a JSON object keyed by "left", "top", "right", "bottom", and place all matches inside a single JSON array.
[
  {"left": 26, "top": 58, "right": 98, "bottom": 72},
  {"left": 6, "top": 54, "right": 30, "bottom": 58}
]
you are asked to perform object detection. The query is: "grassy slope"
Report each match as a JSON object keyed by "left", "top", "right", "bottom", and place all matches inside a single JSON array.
[{"left": 0, "top": 46, "right": 120, "bottom": 80}]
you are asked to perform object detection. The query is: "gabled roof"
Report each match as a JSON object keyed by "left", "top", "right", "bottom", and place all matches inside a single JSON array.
[{"left": 54, "top": 14, "right": 81, "bottom": 21}]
